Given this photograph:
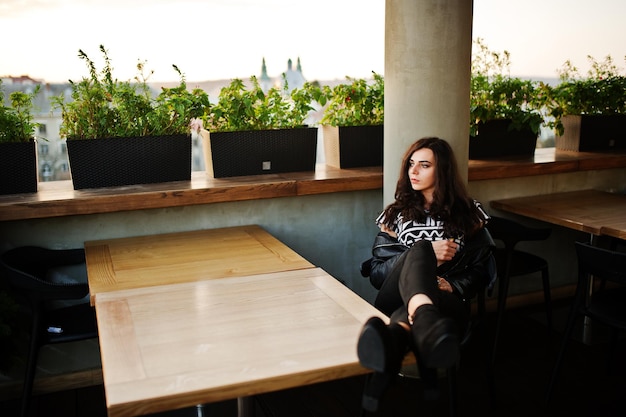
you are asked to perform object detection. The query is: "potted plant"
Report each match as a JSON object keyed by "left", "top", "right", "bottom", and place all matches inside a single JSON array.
[
  {"left": 469, "top": 39, "right": 544, "bottom": 159},
  {"left": 52, "top": 45, "right": 209, "bottom": 189},
  {"left": 542, "top": 54, "right": 626, "bottom": 152},
  {"left": 199, "top": 75, "right": 319, "bottom": 178},
  {"left": 319, "top": 72, "right": 384, "bottom": 168},
  {"left": 0, "top": 81, "right": 40, "bottom": 194}
]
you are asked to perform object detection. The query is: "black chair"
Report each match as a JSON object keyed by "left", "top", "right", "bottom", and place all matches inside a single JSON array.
[
  {"left": 546, "top": 241, "right": 626, "bottom": 403},
  {"left": 487, "top": 216, "right": 552, "bottom": 362},
  {"left": 0, "top": 246, "right": 98, "bottom": 417}
]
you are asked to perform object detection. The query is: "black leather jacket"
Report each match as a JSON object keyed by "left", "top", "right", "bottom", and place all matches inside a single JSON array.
[{"left": 361, "top": 227, "right": 497, "bottom": 300}]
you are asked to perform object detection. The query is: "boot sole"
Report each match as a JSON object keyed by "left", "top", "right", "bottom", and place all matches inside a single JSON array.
[{"left": 357, "top": 317, "right": 389, "bottom": 373}]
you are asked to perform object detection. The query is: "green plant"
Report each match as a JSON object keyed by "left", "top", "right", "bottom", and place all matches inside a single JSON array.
[
  {"left": 52, "top": 45, "right": 210, "bottom": 140},
  {"left": 202, "top": 75, "right": 320, "bottom": 132},
  {"left": 0, "top": 80, "right": 40, "bottom": 143},
  {"left": 320, "top": 72, "right": 384, "bottom": 126},
  {"left": 542, "top": 54, "right": 626, "bottom": 135},
  {"left": 470, "top": 38, "right": 544, "bottom": 137}
]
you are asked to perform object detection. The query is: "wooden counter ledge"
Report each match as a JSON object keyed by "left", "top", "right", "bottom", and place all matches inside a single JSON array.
[
  {"left": 1, "top": 149, "right": 625, "bottom": 222},
  {"left": 0, "top": 165, "right": 382, "bottom": 221}
]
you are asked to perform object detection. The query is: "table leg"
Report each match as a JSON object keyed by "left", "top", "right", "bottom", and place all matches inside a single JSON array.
[
  {"left": 237, "top": 396, "right": 255, "bottom": 417},
  {"left": 582, "top": 233, "right": 597, "bottom": 345}
]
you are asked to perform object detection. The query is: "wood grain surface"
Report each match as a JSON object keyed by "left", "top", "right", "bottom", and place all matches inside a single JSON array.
[
  {"left": 85, "top": 225, "right": 314, "bottom": 305},
  {"left": 491, "top": 189, "right": 626, "bottom": 238},
  {"left": 95, "top": 268, "right": 386, "bottom": 417}
]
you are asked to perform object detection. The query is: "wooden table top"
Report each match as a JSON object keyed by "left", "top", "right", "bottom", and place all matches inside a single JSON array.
[
  {"left": 490, "top": 189, "right": 626, "bottom": 238},
  {"left": 95, "top": 267, "right": 386, "bottom": 417},
  {"left": 600, "top": 219, "right": 626, "bottom": 240},
  {"left": 84, "top": 225, "right": 314, "bottom": 305}
]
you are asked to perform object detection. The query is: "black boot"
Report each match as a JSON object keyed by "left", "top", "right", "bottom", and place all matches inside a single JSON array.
[
  {"left": 357, "top": 317, "right": 409, "bottom": 413},
  {"left": 410, "top": 304, "right": 459, "bottom": 369},
  {"left": 357, "top": 316, "right": 409, "bottom": 374},
  {"left": 361, "top": 371, "right": 395, "bottom": 413}
]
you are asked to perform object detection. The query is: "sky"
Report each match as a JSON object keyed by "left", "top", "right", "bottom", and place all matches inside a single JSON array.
[{"left": 1, "top": 0, "right": 625, "bottom": 84}]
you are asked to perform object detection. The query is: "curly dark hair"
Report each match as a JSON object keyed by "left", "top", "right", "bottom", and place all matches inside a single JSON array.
[{"left": 381, "top": 137, "right": 483, "bottom": 238}]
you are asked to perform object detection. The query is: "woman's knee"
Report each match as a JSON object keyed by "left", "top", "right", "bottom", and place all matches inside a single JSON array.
[{"left": 406, "top": 240, "right": 436, "bottom": 263}]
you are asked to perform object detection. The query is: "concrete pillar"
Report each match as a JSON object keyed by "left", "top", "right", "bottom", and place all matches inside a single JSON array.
[{"left": 384, "top": 0, "right": 473, "bottom": 204}]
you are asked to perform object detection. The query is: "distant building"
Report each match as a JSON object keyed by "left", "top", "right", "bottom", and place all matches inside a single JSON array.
[
  {"left": 282, "top": 58, "right": 306, "bottom": 92},
  {"left": 1, "top": 80, "right": 73, "bottom": 182},
  {"left": 258, "top": 57, "right": 306, "bottom": 93},
  {"left": 259, "top": 58, "right": 273, "bottom": 93},
  {"left": 0, "top": 75, "right": 42, "bottom": 85}
]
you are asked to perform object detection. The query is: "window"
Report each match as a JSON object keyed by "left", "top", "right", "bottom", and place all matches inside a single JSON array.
[{"left": 41, "top": 163, "right": 52, "bottom": 181}]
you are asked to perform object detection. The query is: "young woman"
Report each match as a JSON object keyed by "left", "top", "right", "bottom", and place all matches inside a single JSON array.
[{"left": 357, "top": 137, "right": 495, "bottom": 408}]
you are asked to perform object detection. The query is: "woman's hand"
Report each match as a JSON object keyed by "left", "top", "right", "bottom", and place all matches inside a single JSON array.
[
  {"left": 431, "top": 239, "right": 458, "bottom": 265},
  {"left": 437, "top": 277, "right": 453, "bottom": 293},
  {"left": 380, "top": 224, "right": 397, "bottom": 238}
]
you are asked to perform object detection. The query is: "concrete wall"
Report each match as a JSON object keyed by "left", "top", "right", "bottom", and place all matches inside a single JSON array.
[
  {"left": 0, "top": 189, "right": 385, "bottom": 305},
  {"left": 2, "top": 166, "right": 625, "bottom": 306}
]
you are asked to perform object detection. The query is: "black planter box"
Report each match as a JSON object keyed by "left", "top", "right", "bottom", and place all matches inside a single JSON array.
[
  {"left": 67, "top": 134, "right": 191, "bottom": 190},
  {"left": 470, "top": 119, "right": 538, "bottom": 159},
  {"left": 202, "top": 128, "right": 317, "bottom": 178},
  {"left": 323, "top": 125, "right": 383, "bottom": 168},
  {"left": 0, "top": 141, "right": 37, "bottom": 195},
  {"left": 557, "top": 114, "right": 626, "bottom": 152}
]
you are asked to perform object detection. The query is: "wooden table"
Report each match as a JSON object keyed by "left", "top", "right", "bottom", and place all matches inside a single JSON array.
[
  {"left": 491, "top": 189, "right": 626, "bottom": 343},
  {"left": 84, "top": 225, "right": 314, "bottom": 305},
  {"left": 599, "top": 219, "right": 626, "bottom": 240},
  {"left": 490, "top": 189, "right": 626, "bottom": 240},
  {"left": 94, "top": 267, "right": 385, "bottom": 417},
  {"left": 86, "top": 225, "right": 385, "bottom": 416}
]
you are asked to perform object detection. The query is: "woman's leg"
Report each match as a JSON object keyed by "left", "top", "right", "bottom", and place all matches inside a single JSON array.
[
  {"left": 374, "top": 240, "right": 438, "bottom": 317},
  {"left": 397, "top": 240, "right": 440, "bottom": 321},
  {"left": 363, "top": 241, "right": 444, "bottom": 371},
  {"left": 357, "top": 308, "right": 410, "bottom": 413},
  {"left": 357, "top": 241, "right": 466, "bottom": 410},
  {"left": 361, "top": 240, "right": 466, "bottom": 364},
  {"left": 373, "top": 251, "right": 407, "bottom": 316},
  {"left": 390, "top": 241, "right": 464, "bottom": 368}
]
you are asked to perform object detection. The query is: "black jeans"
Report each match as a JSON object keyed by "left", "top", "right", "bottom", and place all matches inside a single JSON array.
[{"left": 374, "top": 240, "right": 469, "bottom": 333}]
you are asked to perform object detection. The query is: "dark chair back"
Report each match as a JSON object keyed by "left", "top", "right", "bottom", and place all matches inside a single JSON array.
[
  {"left": 546, "top": 241, "right": 626, "bottom": 403},
  {"left": 1, "top": 246, "right": 89, "bottom": 301},
  {"left": 486, "top": 216, "right": 552, "bottom": 364},
  {"left": 576, "top": 241, "right": 626, "bottom": 287},
  {"left": 0, "top": 246, "right": 97, "bottom": 417},
  {"left": 487, "top": 216, "right": 551, "bottom": 248}
]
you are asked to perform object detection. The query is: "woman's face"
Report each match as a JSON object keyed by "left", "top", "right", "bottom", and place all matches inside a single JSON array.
[{"left": 408, "top": 148, "right": 436, "bottom": 200}]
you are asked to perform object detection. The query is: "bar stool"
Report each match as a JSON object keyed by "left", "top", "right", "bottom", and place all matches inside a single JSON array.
[
  {"left": 0, "top": 246, "right": 98, "bottom": 417},
  {"left": 487, "top": 216, "right": 552, "bottom": 363}
]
